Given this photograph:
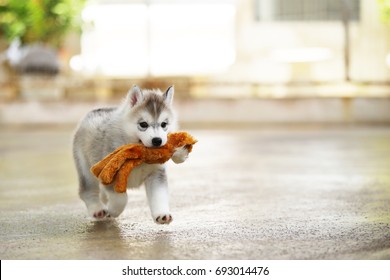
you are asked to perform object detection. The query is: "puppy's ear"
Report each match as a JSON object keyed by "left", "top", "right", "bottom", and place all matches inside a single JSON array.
[
  {"left": 163, "top": 85, "right": 174, "bottom": 105},
  {"left": 126, "top": 85, "right": 143, "bottom": 107}
]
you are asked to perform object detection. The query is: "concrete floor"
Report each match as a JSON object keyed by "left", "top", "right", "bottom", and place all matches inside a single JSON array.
[{"left": 0, "top": 125, "right": 390, "bottom": 259}]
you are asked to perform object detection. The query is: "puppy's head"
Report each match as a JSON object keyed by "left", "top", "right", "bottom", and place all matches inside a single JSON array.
[{"left": 121, "top": 85, "right": 176, "bottom": 147}]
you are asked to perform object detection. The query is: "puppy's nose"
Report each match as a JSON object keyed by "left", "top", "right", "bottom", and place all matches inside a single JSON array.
[{"left": 152, "top": 137, "right": 162, "bottom": 147}]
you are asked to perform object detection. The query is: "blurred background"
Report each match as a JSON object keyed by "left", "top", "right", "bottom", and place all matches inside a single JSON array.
[
  {"left": 1, "top": 1, "right": 390, "bottom": 260},
  {"left": 0, "top": 0, "right": 389, "bottom": 126}
]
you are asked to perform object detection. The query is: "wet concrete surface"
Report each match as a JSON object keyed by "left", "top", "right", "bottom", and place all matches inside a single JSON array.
[{"left": 0, "top": 125, "right": 390, "bottom": 259}]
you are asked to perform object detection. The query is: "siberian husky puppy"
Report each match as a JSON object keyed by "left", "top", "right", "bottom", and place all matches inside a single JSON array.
[{"left": 73, "top": 85, "right": 188, "bottom": 224}]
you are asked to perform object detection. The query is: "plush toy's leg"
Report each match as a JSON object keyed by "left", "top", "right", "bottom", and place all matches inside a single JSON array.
[
  {"left": 98, "top": 149, "right": 138, "bottom": 185},
  {"left": 90, "top": 147, "right": 122, "bottom": 178},
  {"left": 115, "top": 159, "right": 143, "bottom": 193},
  {"left": 144, "top": 166, "right": 172, "bottom": 224},
  {"left": 101, "top": 184, "right": 128, "bottom": 218}
]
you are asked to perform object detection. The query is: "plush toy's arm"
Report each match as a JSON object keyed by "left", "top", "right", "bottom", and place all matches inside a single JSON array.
[{"left": 168, "top": 132, "right": 197, "bottom": 149}]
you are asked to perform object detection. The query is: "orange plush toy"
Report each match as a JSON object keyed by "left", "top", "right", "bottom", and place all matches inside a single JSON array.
[{"left": 90, "top": 132, "right": 197, "bottom": 193}]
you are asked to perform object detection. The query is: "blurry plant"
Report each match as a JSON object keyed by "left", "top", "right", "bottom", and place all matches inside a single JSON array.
[
  {"left": 0, "top": 0, "right": 85, "bottom": 47},
  {"left": 378, "top": 0, "right": 390, "bottom": 23}
]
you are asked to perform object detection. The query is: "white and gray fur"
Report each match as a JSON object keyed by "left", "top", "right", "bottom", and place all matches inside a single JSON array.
[{"left": 72, "top": 85, "right": 188, "bottom": 224}]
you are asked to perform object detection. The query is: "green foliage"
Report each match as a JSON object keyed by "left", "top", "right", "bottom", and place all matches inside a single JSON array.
[
  {"left": 0, "top": 0, "right": 85, "bottom": 47},
  {"left": 378, "top": 0, "right": 390, "bottom": 23}
]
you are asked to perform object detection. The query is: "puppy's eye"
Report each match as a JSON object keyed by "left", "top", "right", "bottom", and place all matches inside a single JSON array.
[
  {"left": 139, "top": 122, "right": 149, "bottom": 128},
  {"left": 161, "top": 122, "right": 168, "bottom": 128}
]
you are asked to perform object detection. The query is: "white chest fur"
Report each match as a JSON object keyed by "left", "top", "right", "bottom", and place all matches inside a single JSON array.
[{"left": 126, "top": 163, "right": 162, "bottom": 189}]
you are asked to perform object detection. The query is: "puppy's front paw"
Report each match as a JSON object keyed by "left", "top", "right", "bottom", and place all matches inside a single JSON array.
[
  {"left": 155, "top": 214, "right": 173, "bottom": 224},
  {"left": 172, "top": 146, "right": 189, "bottom": 164}
]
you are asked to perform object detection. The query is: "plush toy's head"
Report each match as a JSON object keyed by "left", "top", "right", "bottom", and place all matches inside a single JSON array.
[{"left": 90, "top": 132, "right": 197, "bottom": 193}]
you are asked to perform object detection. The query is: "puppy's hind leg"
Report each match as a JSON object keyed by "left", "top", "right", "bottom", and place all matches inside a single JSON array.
[
  {"left": 101, "top": 185, "right": 128, "bottom": 218},
  {"left": 77, "top": 167, "right": 108, "bottom": 219},
  {"left": 73, "top": 146, "right": 107, "bottom": 218}
]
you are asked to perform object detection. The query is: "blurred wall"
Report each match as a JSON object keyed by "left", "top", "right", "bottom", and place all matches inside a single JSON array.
[
  {"left": 2, "top": 0, "right": 390, "bottom": 97},
  {"left": 213, "top": 0, "right": 390, "bottom": 83}
]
